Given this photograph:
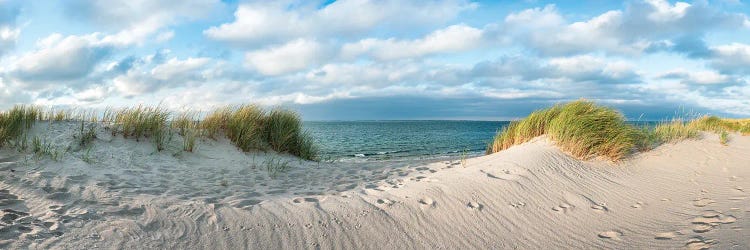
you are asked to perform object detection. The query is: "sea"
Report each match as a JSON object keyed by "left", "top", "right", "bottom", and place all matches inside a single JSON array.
[
  {"left": 304, "top": 120, "right": 660, "bottom": 163},
  {"left": 304, "top": 121, "right": 508, "bottom": 162}
]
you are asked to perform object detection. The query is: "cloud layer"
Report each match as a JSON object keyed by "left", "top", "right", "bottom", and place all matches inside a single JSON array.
[{"left": 0, "top": 0, "right": 749, "bottom": 119}]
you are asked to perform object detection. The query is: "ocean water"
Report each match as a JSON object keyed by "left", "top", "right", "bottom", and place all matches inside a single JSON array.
[
  {"left": 304, "top": 120, "right": 661, "bottom": 162},
  {"left": 304, "top": 121, "right": 509, "bottom": 162}
]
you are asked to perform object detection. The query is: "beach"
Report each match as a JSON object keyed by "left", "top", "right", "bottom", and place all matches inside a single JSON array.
[{"left": 1, "top": 121, "right": 748, "bottom": 249}]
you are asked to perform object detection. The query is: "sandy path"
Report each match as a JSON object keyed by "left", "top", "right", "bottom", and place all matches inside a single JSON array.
[{"left": 0, "top": 123, "right": 748, "bottom": 249}]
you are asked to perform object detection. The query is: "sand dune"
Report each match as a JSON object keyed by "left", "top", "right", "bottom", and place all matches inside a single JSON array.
[{"left": 1, "top": 122, "right": 748, "bottom": 249}]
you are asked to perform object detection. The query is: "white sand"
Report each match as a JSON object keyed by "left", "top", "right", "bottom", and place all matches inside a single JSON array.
[{"left": 1, "top": 122, "right": 748, "bottom": 249}]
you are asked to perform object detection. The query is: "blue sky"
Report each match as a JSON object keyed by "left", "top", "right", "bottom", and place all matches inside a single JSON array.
[{"left": 0, "top": 0, "right": 749, "bottom": 120}]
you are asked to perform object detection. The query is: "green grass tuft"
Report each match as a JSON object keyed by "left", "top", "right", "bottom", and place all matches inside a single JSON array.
[
  {"left": 227, "top": 105, "right": 267, "bottom": 151},
  {"left": 111, "top": 106, "right": 169, "bottom": 151},
  {"left": 545, "top": 101, "right": 642, "bottom": 160},
  {"left": 201, "top": 107, "right": 231, "bottom": 139},
  {"left": 651, "top": 120, "right": 700, "bottom": 144},
  {"left": 0, "top": 105, "right": 39, "bottom": 148},
  {"left": 488, "top": 101, "right": 749, "bottom": 160},
  {"left": 1, "top": 103, "right": 317, "bottom": 160},
  {"left": 720, "top": 130, "right": 729, "bottom": 145},
  {"left": 488, "top": 100, "right": 641, "bottom": 161},
  {"left": 200, "top": 105, "right": 318, "bottom": 160}
]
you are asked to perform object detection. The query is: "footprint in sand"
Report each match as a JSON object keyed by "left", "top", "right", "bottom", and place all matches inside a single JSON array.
[
  {"left": 376, "top": 198, "right": 395, "bottom": 206},
  {"left": 233, "top": 199, "right": 262, "bottom": 208},
  {"left": 630, "top": 201, "right": 644, "bottom": 209},
  {"left": 582, "top": 196, "right": 608, "bottom": 213},
  {"left": 692, "top": 198, "right": 715, "bottom": 207},
  {"left": 591, "top": 204, "right": 608, "bottom": 213},
  {"left": 509, "top": 202, "right": 526, "bottom": 208},
  {"left": 418, "top": 197, "right": 436, "bottom": 207},
  {"left": 293, "top": 197, "right": 319, "bottom": 203},
  {"left": 690, "top": 210, "right": 737, "bottom": 233},
  {"left": 0, "top": 190, "right": 22, "bottom": 207},
  {"left": 597, "top": 230, "right": 623, "bottom": 240},
  {"left": 686, "top": 237, "right": 714, "bottom": 250},
  {"left": 467, "top": 201, "right": 483, "bottom": 210},
  {"left": 480, "top": 166, "right": 527, "bottom": 181},
  {"left": 654, "top": 232, "right": 676, "bottom": 240},
  {"left": 551, "top": 203, "right": 574, "bottom": 213},
  {"left": 692, "top": 224, "right": 713, "bottom": 233}
]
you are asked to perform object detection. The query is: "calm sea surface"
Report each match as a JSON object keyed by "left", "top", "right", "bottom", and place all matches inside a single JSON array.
[
  {"left": 304, "top": 121, "right": 508, "bottom": 162},
  {"left": 304, "top": 120, "right": 660, "bottom": 162}
]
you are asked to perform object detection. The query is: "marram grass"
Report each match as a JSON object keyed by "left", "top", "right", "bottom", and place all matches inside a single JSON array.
[
  {"left": 227, "top": 104, "right": 267, "bottom": 151},
  {"left": 111, "top": 106, "right": 170, "bottom": 151},
  {"left": 0, "top": 103, "right": 318, "bottom": 161},
  {"left": 651, "top": 120, "right": 700, "bottom": 143},
  {"left": 487, "top": 100, "right": 640, "bottom": 161},
  {"left": 265, "top": 109, "right": 318, "bottom": 160},
  {"left": 0, "top": 105, "right": 39, "bottom": 147},
  {"left": 202, "top": 105, "right": 319, "bottom": 161},
  {"left": 487, "top": 100, "right": 747, "bottom": 161}
]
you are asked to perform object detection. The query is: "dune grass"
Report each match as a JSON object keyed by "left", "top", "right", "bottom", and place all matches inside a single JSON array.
[
  {"left": 172, "top": 111, "right": 200, "bottom": 152},
  {"left": 1, "top": 103, "right": 317, "bottom": 160},
  {"left": 720, "top": 130, "right": 730, "bottom": 145},
  {"left": 487, "top": 100, "right": 747, "bottom": 161},
  {"left": 201, "top": 105, "right": 318, "bottom": 160},
  {"left": 0, "top": 105, "right": 39, "bottom": 148},
  {"left": 201, "top": 107, "right": 231, "bottom": 139},
  {"left": 651, "top": 120, "right": 701, "bottom": 144},
  {"left": 265, "top": 109, "right": 317, "bottom": 160},
  {"left": 487, "top": 100, "right": 642, "bottom": 160},
  {"left": 688, "top": 116, "right": 750, "bottom": 134},
  {"left": 226, "top": 105, "right": 267, "bottom": 151},
  {"left": 111, "top": 106, "right": 170, "bottom": 151}
]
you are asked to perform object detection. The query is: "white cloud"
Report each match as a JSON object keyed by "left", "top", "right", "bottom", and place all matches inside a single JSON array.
[
  {"left": 503, "top": 1, "right": 749, "bottom": 56},
  {"left": 73, "top": 85, "right": 109, "bottom": 102},
  {"left": 658, "top": 68, "right": 739, "bottom": 85},
  {"left": 341, "top": 24, "right": 484, "bottom": 61},
  {"left": 305, "top": 62, "right": 422, "bottom": 89},
  {"left": 151, "top": 57, "right": 210, "bottom": 81},
  {"left": 64, "top": 0, "right": 222, "bottom": 46},
  {"left": 156, "top": 30, "right": 175, "bottom": 43},
  {"left": 113, "top": 56, "right": 212, "bottom": 96},
  {"left": 645, "top": 0, "right": 690, "bottom": 22},
  {"left": 472, "top": 55, "right": 640, "bottom": 84},
  {"left": 10, "top": 34, "right": 111, "bottom": 82},
  {"left": 0, "top": 25, "right": 19, "bottom": 55},
  {"left": 244, "top": 39, "right": 330, "bottom": 76},
  {"left": 68, "top": 0, "right": 220, "bottom": 28},
  {"left": 708, "top": 43, "right": 750, "bottom": 74},
  {"left": 204, "top": 0, "right": 475, "bottom": 45}
]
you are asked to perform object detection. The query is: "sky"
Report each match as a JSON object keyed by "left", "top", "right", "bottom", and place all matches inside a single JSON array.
[{"left": 0, "top": 0, "right": 749, "bottom": 120}]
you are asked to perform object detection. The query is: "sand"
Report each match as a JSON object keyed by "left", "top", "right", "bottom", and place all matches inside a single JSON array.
[{"left": 0, "top": 121, "right": 748, "bottom": 249}]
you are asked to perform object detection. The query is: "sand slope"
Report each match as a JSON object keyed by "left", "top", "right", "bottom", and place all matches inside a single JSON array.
[{"left": 1, "top": 122, "right": 748, "bottom": 249}]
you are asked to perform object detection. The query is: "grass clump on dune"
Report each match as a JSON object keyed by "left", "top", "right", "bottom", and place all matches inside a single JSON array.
[
  {"left": 1, "top": 103, "right": 317, "bottom": 160},
  {"left": 265, "top": 109, "right": 318, "bottom": 161},
  {"left": 111, "top": 106, "right": 169, "bottom": 151},
  {"left": 201, "top": 107, "right": 232, "bottom": 139},
  {"left": 227, "top": 105, "right": 267, "bottom": 151},
  {"left": 172, "top": 111, "right": 199, "bottom": 152},
  {"left": 488, "top": 100, "right": 643, "bottom": 160},
  {"left": 720, "top": 130, "right": 730, "bottom": 145},
  {"left": 202, "top": 105, "right": 319, "bottom": 161},
  {"left": 488, "top": 100, "right": 749, "bottom": 161},
  {"left": 488, "top": 106, "right": 562, "bottom": 153},
  {"left": 545, "top": 101, "right": 642, "bottom": 160},
  {"left": 688, "top": 116, "right": 750, "bottom": 134},
  {"left": 651, "top": 120, "right": 700, "bottom": 144},
  {"left": 0, "top": 105, "right": 39, "bottom": 148}
]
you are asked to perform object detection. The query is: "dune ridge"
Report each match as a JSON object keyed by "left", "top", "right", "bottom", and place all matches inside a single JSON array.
[{"left": 0, "top": 120, "right": 748, "bottom": 249}]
